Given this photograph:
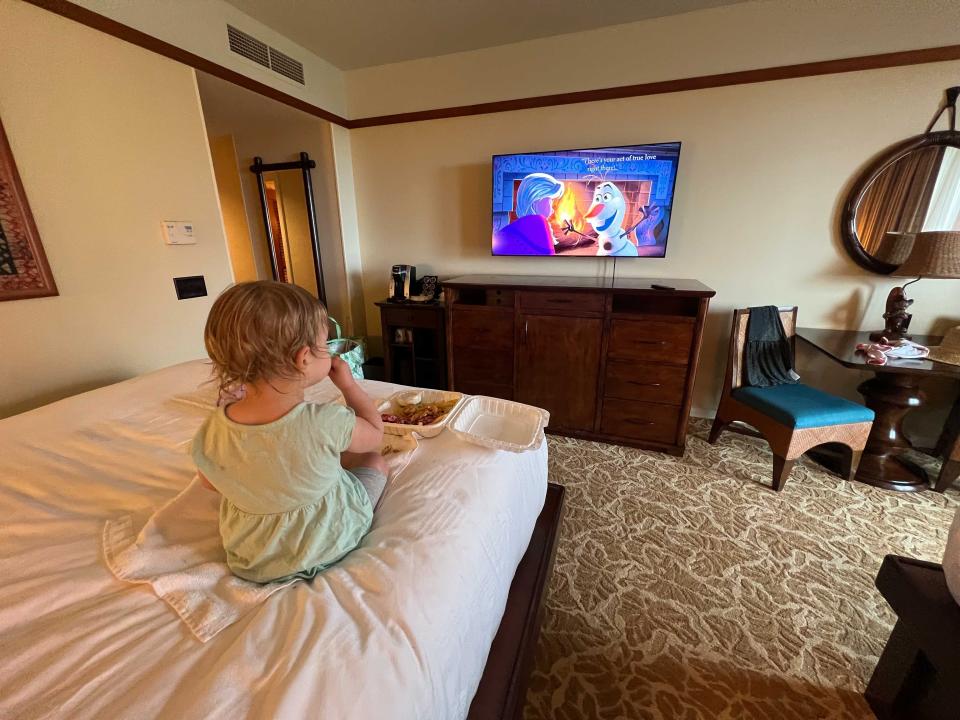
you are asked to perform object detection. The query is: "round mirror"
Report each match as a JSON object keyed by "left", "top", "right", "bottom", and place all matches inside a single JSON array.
[{"left": 841, "top": 130, "right": 960, "bottom": 274}]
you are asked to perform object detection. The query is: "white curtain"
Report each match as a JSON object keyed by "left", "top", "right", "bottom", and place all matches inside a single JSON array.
[{"left": 923, "top": 147, "right": 960, "bottom": 231}]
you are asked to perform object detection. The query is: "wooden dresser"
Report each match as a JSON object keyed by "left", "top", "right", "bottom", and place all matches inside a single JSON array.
[{"left": 443, "top": 274, "right": 715, "bottom": 455}]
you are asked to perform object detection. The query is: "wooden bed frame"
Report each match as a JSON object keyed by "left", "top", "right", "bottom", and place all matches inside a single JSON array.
[{"left": 468, "top": 482, "right": 565, "bottom": 720}]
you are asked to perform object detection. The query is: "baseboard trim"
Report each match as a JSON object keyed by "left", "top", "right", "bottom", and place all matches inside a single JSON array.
[{"left": 691, "top": 406, "right": 717, "bottom": 421}]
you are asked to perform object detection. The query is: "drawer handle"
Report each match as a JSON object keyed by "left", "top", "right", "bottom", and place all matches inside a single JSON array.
[
  {"left": 626, "top": 419, "right": 656, "bottom": 426},
  {"left": 634, "top": 340, "right": 667, "bottom": 345},
  {"left": 546, "top": 298, "right": 572, "bottom": 304},
  {"left": 627, "top": 381, "right": 661, "bottom": 387},
  {"left": 608, "top": 355, "right": 685, "bottom": 364}
]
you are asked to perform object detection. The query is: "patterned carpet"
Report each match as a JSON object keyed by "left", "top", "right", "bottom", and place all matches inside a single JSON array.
[{"left": 523, "top": 419, "right": 959, "bottom": 720}]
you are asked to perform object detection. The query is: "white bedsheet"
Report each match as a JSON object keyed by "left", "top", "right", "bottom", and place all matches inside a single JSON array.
[{"left": 0, "top": 361, "right": 548, "bottom": 720}]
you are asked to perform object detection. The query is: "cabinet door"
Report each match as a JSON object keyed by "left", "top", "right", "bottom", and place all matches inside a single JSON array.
[
  {"left": 517, "top": 314, "right": 603, "bottom": 431},
  {"left": 449, "top": 307, "right": 514, "bottom": 398}
]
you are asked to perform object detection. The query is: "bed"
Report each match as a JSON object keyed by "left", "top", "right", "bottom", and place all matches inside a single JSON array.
[{"left": 0, "top": 360, "right": 563, "bottom": 720}]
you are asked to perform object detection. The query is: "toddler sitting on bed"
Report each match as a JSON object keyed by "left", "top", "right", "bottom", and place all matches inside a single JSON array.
[{"left": 191, "top": 281, "right": 386, "bottom": 583}]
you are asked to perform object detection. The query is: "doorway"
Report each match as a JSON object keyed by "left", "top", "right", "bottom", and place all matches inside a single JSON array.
[{"left": 195, "top": 71, "right": 350, "bottom": 319}]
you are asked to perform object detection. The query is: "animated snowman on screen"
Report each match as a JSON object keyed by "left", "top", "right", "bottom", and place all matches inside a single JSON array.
[{"left": 583, "top": 182, "right": 638, "bottom": 257}]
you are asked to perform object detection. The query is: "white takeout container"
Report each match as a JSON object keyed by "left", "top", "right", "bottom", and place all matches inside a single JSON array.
[
  {"left": 446, "top": 395, "right": 549, "bottom": 452},
  {"left": 378, "top": 389, "right": 464, "bottom": 438}
]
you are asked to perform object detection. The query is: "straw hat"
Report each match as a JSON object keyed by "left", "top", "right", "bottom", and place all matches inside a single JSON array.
[{"left": 930, "top": 326, "right": 960, "bottom": 366}]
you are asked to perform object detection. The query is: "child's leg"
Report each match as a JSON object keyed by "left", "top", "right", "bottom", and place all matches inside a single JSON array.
[
  {"left": 341, "top": 451, "right": 389, "bottom": 509},
  {"left": 341, "top": 451, "right": 388, "bottom": 475}
]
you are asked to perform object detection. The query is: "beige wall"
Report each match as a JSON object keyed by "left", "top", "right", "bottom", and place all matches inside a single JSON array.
[
  {"left": 208, "top": 134, "right": 259, "bottom": 282},
  {"left": 329, "top": 124, "right": 368, "bottom": 338},
  {"left": 196, "top": 72, "right": 360, "bottom": 332},
  {"left": 349, "top": 60, "right": 960, "bottom": 427},
  {"left": 6, "top": 0, "right": 959, "bottom": 432},
  {"left": 70, "top": 0, "right": 347, "bottom": 117},
  {"left": 346, "top": 0, "right": 960, "bottom": 117},
  {"left": 0, "top": 0, "right": 234, "bottom": 417}
]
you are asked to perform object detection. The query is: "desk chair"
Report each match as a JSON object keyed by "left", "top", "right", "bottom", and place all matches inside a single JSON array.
[{"left": 708, "top": 307, "right": 875, "bottom": 491}]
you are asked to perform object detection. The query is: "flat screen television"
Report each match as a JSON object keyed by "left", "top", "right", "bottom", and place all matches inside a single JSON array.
[{"left": 491, "top": 142, "right": 681, "bottom": 257}]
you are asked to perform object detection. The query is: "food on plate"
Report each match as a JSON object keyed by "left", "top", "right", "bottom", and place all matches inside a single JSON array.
[
  {"left": 380, "top": 433, "right": 418, "bottom": 455},
  {"left": 381, "top": 399, "right": 458, "bottom": 426}
]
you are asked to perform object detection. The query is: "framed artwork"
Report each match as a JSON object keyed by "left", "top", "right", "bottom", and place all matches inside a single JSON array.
[{"left": 0, "top": 115, "right": 57, "bottom": 301}]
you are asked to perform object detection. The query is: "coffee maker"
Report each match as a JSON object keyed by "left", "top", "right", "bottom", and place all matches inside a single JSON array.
[{"left": 389, "top": 265, "right": 416, "bottom": 302}]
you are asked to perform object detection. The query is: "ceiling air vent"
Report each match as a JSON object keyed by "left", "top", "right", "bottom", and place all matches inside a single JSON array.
[
  {"left": 226, "top": 25, "right": 306, "bottom": 85},
  {"left": 227, "top": 25, "right": 269, "bottom": 69},
  {"left": 268, "top": 47, "right": 305, "bottom": 85}
]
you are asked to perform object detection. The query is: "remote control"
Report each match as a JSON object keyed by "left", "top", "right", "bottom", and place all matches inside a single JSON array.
[{"left": 651, "top": 283, "right": 675, "bottom": 291}]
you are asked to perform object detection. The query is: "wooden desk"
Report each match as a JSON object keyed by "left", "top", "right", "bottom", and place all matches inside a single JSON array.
[{"left": 797, "top": 328, "right": 955, "bottom": 492}]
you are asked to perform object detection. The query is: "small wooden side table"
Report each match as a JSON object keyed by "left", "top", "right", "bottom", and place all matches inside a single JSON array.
[
  {"left": 375, "top": 300, "right": 447, "bottom": 389},
  {"left": 797, "top": 328, "right": 956, "bottom": 492}
]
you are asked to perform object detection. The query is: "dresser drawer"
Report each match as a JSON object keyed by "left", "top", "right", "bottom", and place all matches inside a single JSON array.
[
  {"left": 607, "top": 318, "right": 694, "bottom": 364},
  {"left": 519, "top": 291, "right": 605, "bottom": 314},
  {"left": 453, "top": 345, "right": 514, "bottom": 385},
  {"left": 600, "top": 400, "right": 680, "bottom": 444},
  {"left": 603, "top": 360, "right": 687, "bottom": 404},
  {"left": 381, "top": 306, "right": 443, "bottom": 329},
  {"left": 451, "top": 308, "right": 514, "bottom": 350}
]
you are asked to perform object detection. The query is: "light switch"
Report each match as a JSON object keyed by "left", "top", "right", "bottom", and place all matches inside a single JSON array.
[{"left": 162, "top": 221, "right": 196, "bottom": 245}]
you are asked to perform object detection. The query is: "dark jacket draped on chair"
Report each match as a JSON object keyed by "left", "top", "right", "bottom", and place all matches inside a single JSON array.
[{"left": 744, "top": 305, "right": 798, "bottom": 388}]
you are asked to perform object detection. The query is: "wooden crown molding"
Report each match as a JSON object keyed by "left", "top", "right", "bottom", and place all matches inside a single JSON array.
[
  {"left": 23, "top": 0, "right": 960, "bottom": 130},
  {"left": 350, "top": 44, "right": 960, "bottom": 128},
  {"left": 23, "top": 0, "right": 351, "bottom": 126}
]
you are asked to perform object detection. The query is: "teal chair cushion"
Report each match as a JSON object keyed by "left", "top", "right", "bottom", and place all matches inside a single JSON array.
[{"left": 732, "top": 383, "right": 874, "bottom": 429}]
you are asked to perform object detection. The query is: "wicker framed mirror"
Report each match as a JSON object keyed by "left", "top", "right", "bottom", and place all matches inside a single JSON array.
[{"left": 840, "top": 130, "right": 960, "bottom": 274}]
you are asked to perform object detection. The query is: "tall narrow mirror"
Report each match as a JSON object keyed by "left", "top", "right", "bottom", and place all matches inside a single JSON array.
[{"left": 251, "top": 153, "right": 326, "bottom": 304}]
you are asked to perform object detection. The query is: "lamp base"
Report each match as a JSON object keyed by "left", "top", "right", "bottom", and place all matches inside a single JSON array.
[{"left": 872, "top": 286, "right": 914, "bottom": 344}]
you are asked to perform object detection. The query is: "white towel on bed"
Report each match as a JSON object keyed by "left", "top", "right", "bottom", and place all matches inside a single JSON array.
[{"left": 102, "top": 436, "right": 418, "bottom": 643}]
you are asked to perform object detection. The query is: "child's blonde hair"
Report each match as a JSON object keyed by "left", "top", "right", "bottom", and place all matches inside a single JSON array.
[{"left": 204, "top": 281, "right": 328, "bottom": 392}]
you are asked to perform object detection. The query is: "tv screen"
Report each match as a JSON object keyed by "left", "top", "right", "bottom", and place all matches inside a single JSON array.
[{"left": 492, "top": 142, "right": 681, "bottom": 257}]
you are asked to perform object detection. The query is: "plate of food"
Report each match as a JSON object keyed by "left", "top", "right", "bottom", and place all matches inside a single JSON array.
[{"left": 377, "top": 389, "right": 464, "bottom": 438}]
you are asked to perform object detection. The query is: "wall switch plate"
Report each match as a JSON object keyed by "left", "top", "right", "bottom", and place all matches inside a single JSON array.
[
  {"left": 174, "top": 275, "right": 207, "bottom": 300},
  {"left": 162, "top": 221, "right": 196, "bottom": 245}
]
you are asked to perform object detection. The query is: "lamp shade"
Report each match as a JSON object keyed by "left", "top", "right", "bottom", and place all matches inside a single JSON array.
[
  {"left": 893, "top": 230, "right": 960, "bottom": 278},
  {"left": 876, "top": 232, "right": 916, "bottom": 265}
]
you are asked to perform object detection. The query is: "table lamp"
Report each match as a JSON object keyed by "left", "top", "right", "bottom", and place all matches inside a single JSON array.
[
  {"left": 871, "top": 230, "right": 960, "bottom": 340},
  {"left": 875, "top": 232, "right": 916, "bottom": 265}
]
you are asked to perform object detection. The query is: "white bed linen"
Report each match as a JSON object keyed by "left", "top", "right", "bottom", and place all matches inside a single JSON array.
[{"left": 0, "top": 361, "right": 548, "bottom": 720}]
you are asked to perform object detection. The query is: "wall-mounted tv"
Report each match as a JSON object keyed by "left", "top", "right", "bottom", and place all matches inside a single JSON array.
[{"left": 492, "top": 142, "right": 681, "bottom": 257}]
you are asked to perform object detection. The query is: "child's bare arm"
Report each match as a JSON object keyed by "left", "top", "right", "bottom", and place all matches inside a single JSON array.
[
  {"left": 330, "top": 357, "right": 383, "bottom": 452},
  {"left": 198, "top": 471, "right": 219, "bottom": 493}
]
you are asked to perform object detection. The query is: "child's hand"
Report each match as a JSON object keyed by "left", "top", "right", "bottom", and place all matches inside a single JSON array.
[{"left": 329, "top": 356, "right": 355, "bottom": 389}]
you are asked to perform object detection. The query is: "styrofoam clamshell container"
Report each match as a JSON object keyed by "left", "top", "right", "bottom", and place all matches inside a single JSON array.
[
  {"left": 446, "top": 395, "right": 549, "bottom": 452},
  {"left": 377, "top": 389, "right": 464, "bottom": 438}
]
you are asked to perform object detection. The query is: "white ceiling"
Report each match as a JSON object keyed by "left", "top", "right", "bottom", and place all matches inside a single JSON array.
[{"left": 223, "top": 0, "right": 747, "bottom": 70}]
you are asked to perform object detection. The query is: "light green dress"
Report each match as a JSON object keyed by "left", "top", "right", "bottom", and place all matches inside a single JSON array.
[{"left": 191, "top": 401, "right": 373, "bottom": 583}]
